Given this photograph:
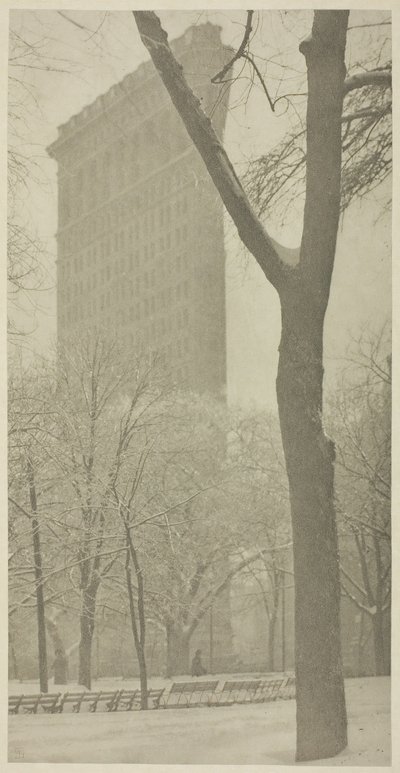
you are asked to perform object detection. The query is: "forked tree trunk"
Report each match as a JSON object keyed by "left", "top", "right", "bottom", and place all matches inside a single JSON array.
[
  {"left": 277, "top": 293, "right": 347, "bottom": 760},
  {"left": 166, "top": 623, "right": 190, "bottom": 676},
  {"left": 133, "top": 9, "right": 350, "bottom": 761}
]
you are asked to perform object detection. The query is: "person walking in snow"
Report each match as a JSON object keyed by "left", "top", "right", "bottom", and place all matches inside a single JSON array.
[
  {"left": 53, "top": 648, "right": 68, "bottom": 684},
  {"left": 191, "top": 649, "right": 207, "bottom": 677}
]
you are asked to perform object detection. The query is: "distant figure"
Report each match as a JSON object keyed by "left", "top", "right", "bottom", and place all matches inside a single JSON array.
[
  {"left": 191, "top": 649, "right": 207, "bottom": 677},
  {"left": 53, "top": 648, "right": 68, "bottom": 685}
]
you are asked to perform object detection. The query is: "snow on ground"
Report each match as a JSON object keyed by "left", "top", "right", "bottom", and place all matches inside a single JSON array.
[{"left": 8, "top": 676, "right": 390, "bottom": 765}]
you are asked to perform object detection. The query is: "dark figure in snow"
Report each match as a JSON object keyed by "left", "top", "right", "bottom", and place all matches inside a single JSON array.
[
  {"left": 191, "top": 649, "right": 207, "bottom": 677},
  {"left": 53, "top": 648, "right": 68, "bottom": 685}
]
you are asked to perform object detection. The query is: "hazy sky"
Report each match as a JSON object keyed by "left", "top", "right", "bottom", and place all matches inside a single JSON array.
[{"left": 8, "top": 9, "right": 391, "bottom": 409}]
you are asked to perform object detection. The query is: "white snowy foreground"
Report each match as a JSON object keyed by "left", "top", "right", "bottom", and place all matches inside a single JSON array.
[{"left": 8, "top": 676, "right": 389, "bottom": 765}]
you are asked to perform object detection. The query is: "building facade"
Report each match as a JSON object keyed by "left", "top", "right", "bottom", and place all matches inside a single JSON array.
[
  {"left": 46, "top": 22, "right": 236, "bottom": 675},
  {"left": 48, "top": 22, "right": 232, "bottom": 394}
]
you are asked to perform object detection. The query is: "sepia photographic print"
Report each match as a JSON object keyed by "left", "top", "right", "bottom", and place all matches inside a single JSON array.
[{"left": 6, "top": 3, "right": 394, "bottom": 767}]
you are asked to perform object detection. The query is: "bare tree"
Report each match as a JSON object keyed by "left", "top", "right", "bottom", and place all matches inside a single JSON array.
[
  {"left": 47, "top": 336, "right": 166, "bottom": 689},
  {"left": 7, "top": 24, "right": 69, "bottom": 339},
  {"left": 332, "top": 326, "right": 391, "bottom": 676},
  {"left": 226, "top": 410, "right": 292, "bottom": 672},
  {"left": 132, "top": 9, "right": 390, "bottom": 760},
  {"left": 245, "top": 57, "right": 391, "bottom": 220},
  {"left": 8, "top": 361, "right": 56, "bottom": 692}
]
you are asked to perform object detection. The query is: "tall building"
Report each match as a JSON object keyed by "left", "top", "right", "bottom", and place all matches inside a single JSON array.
[
  {"left": 47, "top": 22, "right": 235, "bottom": 674},
  {"left": 48, "top": 22, "right": 232, "bottom": 394}
]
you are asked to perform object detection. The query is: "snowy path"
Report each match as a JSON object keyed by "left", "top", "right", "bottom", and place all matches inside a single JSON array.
[{"left": 8, "top": 676, "right": 390, "bottom": 765}]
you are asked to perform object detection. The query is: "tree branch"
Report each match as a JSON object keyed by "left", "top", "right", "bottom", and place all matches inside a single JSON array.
[
  {"left": 132, "top": 11, "right": 289, "bottom": 292},
  {"left": 186, "top": 542, "right": 292, "bottom": 637},
  {"left": 211, "top": 10, "right": 254, "bottom": 84},
  {"left": 344, "top": 68, "right": 392, "bottom": 95}
]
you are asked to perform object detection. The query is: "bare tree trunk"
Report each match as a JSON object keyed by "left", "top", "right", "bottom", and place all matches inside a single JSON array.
[
  {"left": 277, "top": 296, "right": 347, "bottom": 760},
  {"left": 372, "top": 537, "right": 390, "bottom": 676},
  {"left": 9, "top": 630, "right": 20, "bottom": 680},
  {"left": 166, "top": 623, "right": 190, "bottom": 676},
  {"left": 124, "top": 529, "right": 148, "bottom": 709},
  {"left": 133, "top": 9, "right": 349, "bottom": 761},
  {"left": 372, "top": 611, "right": 388, "bottom": 676},
  {"left": 268, "top": 616, "right": 276, "bottom": 673},
  {"left": 28, "top": 461, "right": 48, "bottom": 694},
  {"left": 357, "top": 611, "right": 367, "bottom": 675},
  {"left": 78, "top": 587, "right": 97, "bottom": 689},
  {"left": 125, "top": 562, "right": 148, "bottom": 709}
]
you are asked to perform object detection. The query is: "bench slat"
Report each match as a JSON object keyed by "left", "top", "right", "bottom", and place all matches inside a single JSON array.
[
  {"left": 254, "top": 679, "right": 284, "bottom": 703},
  {"left": 165, "top": 681, "right": 219, "bottom": 707},
  {"left": 8, "top": 695, "right": 24, "bottom": 715},
  {"left": 215, "top": 679, "right": 261, "bottom": 705},
  {"left": 38, "top": 693, "right": 62, "bottom": 713}
]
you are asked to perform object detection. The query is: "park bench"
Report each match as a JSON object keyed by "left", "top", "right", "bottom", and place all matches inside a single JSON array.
[
  {"left": 53, "top": 691, "right": 90, "bottom": 713},
  {"left": 115, "top": 689, "right": 138, "bottom": 710},
  {"left": 117, "top": 687, "right": 165, "bottom": 710},
  {"left": 254, "top": 678, "right": 285, "bottom": 703},
  {"left": 9, "top": 693, "right": 60, "bottom": 714},
  {"left": 215, "top": 680, "right": 261, "bottom": 706},
  {"left": 63, "top": 690, "right": 122, "bottom": 713},
  {"left": 8, "top": 695, "right": 24, "bottom": 715},
  {"left": 89, "top": 690, "right": 121, "bottom": 712},
  {"left": 11, "top": 694, "right": 42, "bottom": 714},
  {"left": 54, "top": 691, "right": 119, "bottom": 713},
  {"left": 164, "top": 680, "right": 219, "bottom": 708},
  {"left": 281, "top": 675, "right": 296, "bottom": 699},
  {"left": 38, "top": 693, "right": 62, "bottom": 713},
  {"left": 142, "top": 687, "right": 165, "bottom": 709}
]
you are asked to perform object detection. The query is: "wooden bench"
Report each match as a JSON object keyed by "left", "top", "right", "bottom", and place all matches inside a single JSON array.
[
  {"left": 52, "top": 690, "right": 120, "bottom": 713},
  {"left": 38, "top": 693, "right": 62, "bottom": 713},
  {"left": 89, "top": 690, "right": 121, "bottom": 712},
  {"left": 164, "top": 680, "right": 219, "bottom": 708},
  {"left": 8, "top": 695, "right": 24, "bottom": 715},
  {"left": 10, "top": 694, "right": 42, "bottom": 714},
  {"left": 117, "top": 687, "right": 165, "bottom": 710},
  {"left": 55, "top": 691, "right": 120, "bottom": 713},
  {"left": 115, "top": 689, "right": 138, "bottom": 711},
  {"left": 254, "top": 678, "right": 285, "bottom": 703},
  {"left": 63, "top": 690, "right": 121, "bottom": 713},
  {"left": 282, "top": 675, "right": 296, "bottom": 699},
  {"left": 215, "top": 680, "right": 261, "bottom": 706},
  {"left": 142, "top": 687, "right": 165, "bottom": 709},
  {"left": 53, "top": 691, "right": 89, "bottom": 713},
  {"left": 9, "top": 693, "right": 61, "bottom": 715}
]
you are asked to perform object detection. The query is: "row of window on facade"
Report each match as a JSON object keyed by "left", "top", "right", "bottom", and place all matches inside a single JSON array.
[
  {"left": 60, "top": 259, "right": 193, "bottom": 311},
  {"left": 63, "top": 79, "right": 178, "bottom": 160},
  {"left": 58, "top": 181, "right": 195, "bottom": 257},
  {"left": 60, "top": 223, "right": 190, "bottom": 279},
  {"left": 61, "top": 275, "right": 193, "bottom": 317},
  {"left": 59, "top": 117, "right": 191, "bottom": 222},
  {"left": 60, "top": 297, "right": 191, "bottom": 330}
]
